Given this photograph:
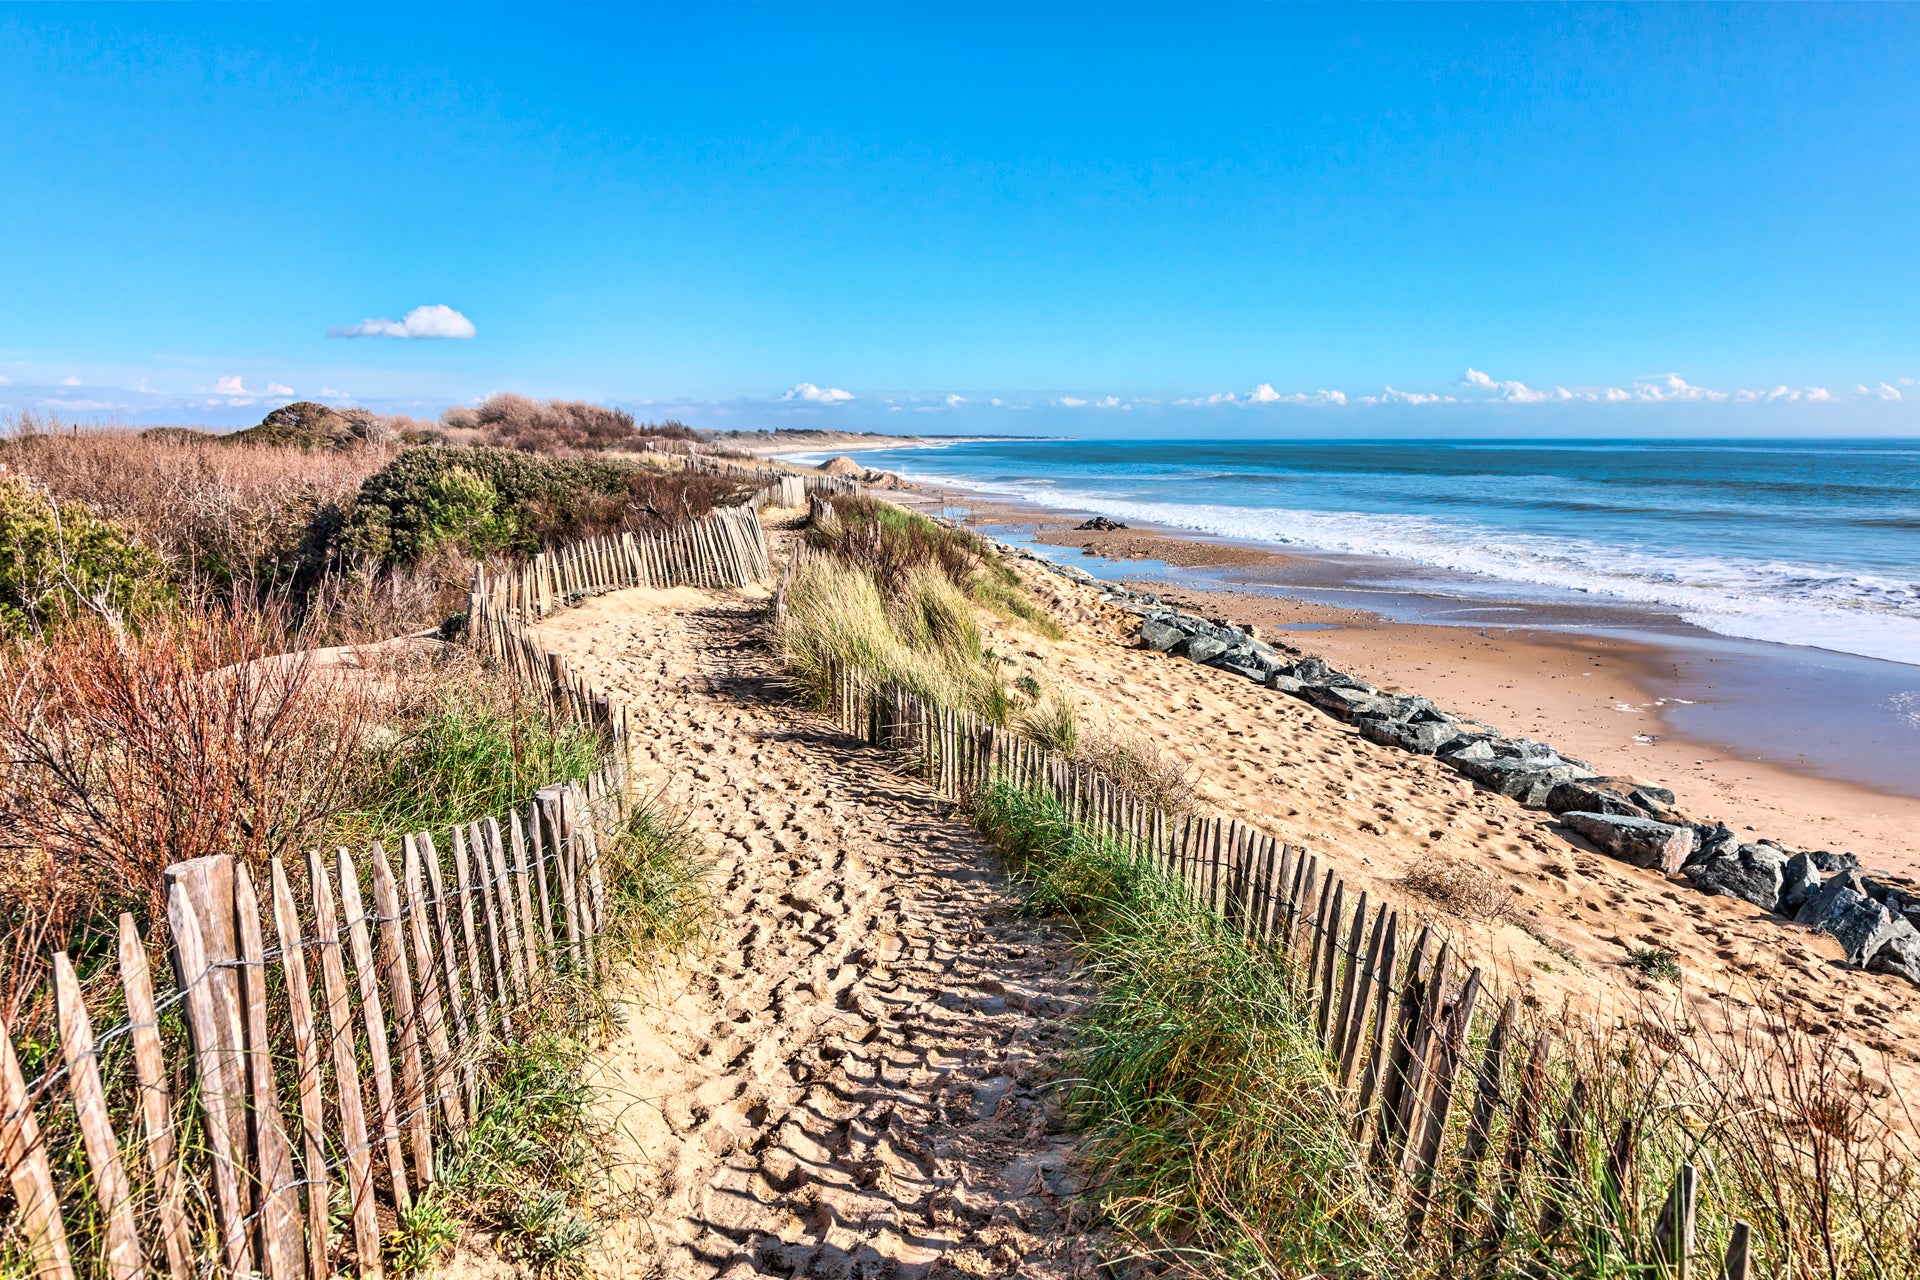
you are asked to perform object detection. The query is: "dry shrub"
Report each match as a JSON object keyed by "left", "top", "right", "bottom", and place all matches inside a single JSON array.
[
  {"left": 0, "top": 420, "right": 390, "bottom": 589},
  {"left": 0, "top": 603, "right": 375, "bottom": 937},
  {"left": 1076, "top": 728, "right": 1198, "bottom": 816},
  {"left": 441, "top": 393, "right": 690, "bottom": 453},
  {"left": 1401, "top": 851, "right": 1512, "bottom": 921}
]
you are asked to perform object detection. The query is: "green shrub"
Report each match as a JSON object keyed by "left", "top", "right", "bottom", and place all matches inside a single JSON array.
[
  {"left": 0, "top": 476, "right": 172, "bottom": 636},
  {"left": 341, "top": 447, "right": 640, "bottom": 562}
]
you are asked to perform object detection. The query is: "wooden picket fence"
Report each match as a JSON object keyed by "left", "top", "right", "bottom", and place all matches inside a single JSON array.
[
  {"left": 814, "top": 656, "right": 1757, "bottom": 1279},
  {"left": 0, "top": 759, "right": 631, "bottom": 1280},
  {"left": 467, "top": 504, "right": 772, "bottom": 625}
]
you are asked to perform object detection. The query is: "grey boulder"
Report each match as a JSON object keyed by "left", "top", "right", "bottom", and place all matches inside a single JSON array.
[
  {"left": 1457, "top": 757, "right": 1598, "bottom": 808},
  {"left": 1309, "top": 686, "right": 1388, "bottom": 720},
  {"left": 1683, "top": 843, "right": 1787, "bottom": 912},
  {"left": 1360, "top": 718, "right": 1462, "bottom": 755},
  {"left": 1868, "top": 924, "right": 1920, "bottom": 985},
  {"left": 1561, "top": 812, "right": 1697, "bottom": 875},
  {"left": 1441, "top": 737, "right": 1497, "bottom": 765},
  {"left": 1545, "top": 782, "right": 1642, "bottom": 819},
  {"left": 1779, "top": 852, "right": 1825, "bottom": 911},
  {"left": 1266, "top": 672, "right": 1306, "bottom": 694},
  {"left": 1185, "top": 635, "right": 1231, "bottom": 665},
  {"left": 1139, "top": 619, "right": 1185, "bottom": 652},
  {"left": 1795, "top": 877, "right": 1903, "bottom": 967}
]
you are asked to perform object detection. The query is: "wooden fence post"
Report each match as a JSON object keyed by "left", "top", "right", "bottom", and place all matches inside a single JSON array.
[
  {"left": 0, "top": 1015, "right": 73, "bottom": 1280},
  {"left": 336, "top": 846, "right": 413, "bottom": 1211},
  {"left": 233, "top": 865, "right": 305, "bottom": 1278},
  {"left": 268, "top": 860, "right": 334, "bottom": 1280},
  {"left": 116, "top": 915, "right": 193, "bottom": 1280},
  {"left": 306, "top": 849, "right": 384, "bottom": 1278},
  {"left": 51, "top": 952, "right": 142, "bottom": 1280}
]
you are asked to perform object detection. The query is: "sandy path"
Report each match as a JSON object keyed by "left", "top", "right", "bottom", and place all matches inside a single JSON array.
[{"left": 527, "top": 585, "right": 1100, "bottom": 1279}]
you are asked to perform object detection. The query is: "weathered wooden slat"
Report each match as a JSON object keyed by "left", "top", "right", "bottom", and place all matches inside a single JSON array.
[
  {"left": 420, "top": 832, "right": 479, "bottom": 1118},
  {"left": 403, "top": 836, "right": 464, "bottom": 1141},
  {"left": 453, "top": 824, "right": 504, "bottom": 1026},
  {"left": 1339, "top": 904, "right": 1391, "bottom": 1090},
  {"left": 164, "top": 865, "right": 254, "bottom": 1273},
  {"left": 307, "top": 849, "right": 383, "bottom": 1277},
  {"left": 570, "top": 786, "right": 608, "bottom": 935},
  {"left": 0, "top": 1012, "right": 73, "bottom": 1280},
  {"left": 1451, "top": 996, "right": 1515, "bottom": 1251},
  {"left": 369, "top": 843, "right": 434, "bottom": 1189},
  {"left": 1536, "top": 1076, "right": 1591, "bottom": 1241},
  {"left": 1721, "top": 1222, "right": 1752, "bottom": 1280},
  {"left": 484, "top": 818, "right": 529, "bottom": 998},
  {"left": 233, "top": 865, "right": 306, "bottom": 1279},
  {"left": 1303, "top": 864, "right": 1332, "bottom": 997},
  {"left": 1315, "top": 878, "right": 1346, "bottom": 1041},
  {"left": 545, "top": 791, "right": 588, "bottom": 973},
  {"left": 1485, "top": 1031, "right": 1552, "bottom": 1260},
  {"left": 1368, "top": 923, "right": 1433, "bottom": 1167},
  {"left": 1406, "top": 966, "right": 1483, "bottom": 1239},
  {"left": 52, "top": 952, "right": 143, "bottom": 1280},
  {"left": 268, "top": 861, "right": 333, "bottom": 1280},
  {"left": 527, "top": 799, "right": 558, "bottom": 962},
  {"left": 1330, "top": 891, "right": 1369, "bottom": 1059},
  {"left": 1653, "top": 1162, "right": 1699, "bottom": 1280},
  {"left": 1282, "top": 846, "right": 1311, "bottom": 951},
  {"left": 509, "top": 811, "right": 542, "bottom": 982},
  {"left": 1352, "top": 911, "right": 1400, "bottom": 1120},
  {"left": 337, "top": 847, "right": 413, "bottom": 1210},
  {"left": 116, "top": 915, "right": 193, "bottom": 1280},
  {"left": 1388, "top": 941, "right": 1452, "bottom": 1177}
]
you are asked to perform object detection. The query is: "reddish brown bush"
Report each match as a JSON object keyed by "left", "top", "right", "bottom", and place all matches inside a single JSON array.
[{"left": 0, "top": 603, "right": 374, "bottom": 936}]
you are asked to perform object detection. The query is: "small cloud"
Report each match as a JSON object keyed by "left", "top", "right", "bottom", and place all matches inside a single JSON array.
[
  {"left": 0, "top": 375, "right": 10, "bottom": 386},
  {"left": 944, "top": 394, "right": 967, "bottom": 408},
  {"left": 266, "top": 382, "right": 294, "bottom": 397},
  {"left": 1461, "top": 368, "right": 1556, "bottom": 403},
  {"left": 1057, "top": 397, "right": 1089, "bottom": 408},
  {"left": 215, "top": 375, "right": 250, "bottom": 395},
  {"left": 321, "top": 387, "right": 347, "bottom": 398},
  {"left": 1878, "top": 382, "right": 1904, "bottom": 401},
  {"left": 1805, "top": 386, "right": 1832, "bottom": 402},
  {"left": 327, "top": 303, "right": 477, "bottom": 340},
  {"left": 1369, "top": 386, "right": 1454, "bottom": 405},
  {"left": 61, "top": 375, "right": 82, "bottom": 387},
  {"left": 781, "top": 382, "right": 854, "bottom": 404},
  {"left": 989, "top": 397, "right": 1004, "bottom": 407},
  {"left": 1248, "top": 383, "right": 1281, "bottom": 404}
]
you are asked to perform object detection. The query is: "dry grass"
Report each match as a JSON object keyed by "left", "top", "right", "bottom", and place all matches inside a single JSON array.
[
  {"left": 1077, "top": 726, "right": 1199, "bottom": 816},
  {"left": 1400, "top": 852, "right": 1514, "bottom": 923},
  {"left": 0, "top": 420, "right": 390, "bottom": 590}
]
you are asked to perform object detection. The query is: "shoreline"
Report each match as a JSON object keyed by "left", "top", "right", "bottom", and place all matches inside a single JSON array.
[{"left": 879, "top": 478, "right": 1920, "bottom": 872}]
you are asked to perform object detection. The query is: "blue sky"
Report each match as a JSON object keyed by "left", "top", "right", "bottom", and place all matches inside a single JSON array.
[{"left": 2, "top": 3, "right": 1916, "bottom": 435}]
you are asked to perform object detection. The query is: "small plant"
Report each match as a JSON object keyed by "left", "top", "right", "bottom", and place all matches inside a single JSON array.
[
  {"left": 1626, "top": 944, "right": 1683, "bottom": 983},
  {"left": 0, "top": 475, "right": 172, "bottom": 636},
  {"left": 1401, "top": 853, "right": 1512, "bottom": 923},
  {"left": 1013, "top": 674, "right": 1042, "bottom": 701},
  {"left": 386, "top": 1187, "right": 461, "bottom": 1272},
  {"left": 1016, "top": 693, "right": 1079, "bottom": 755},
  {"left": 508, "top": 1191, "right": 595, "bottom": 1276}
]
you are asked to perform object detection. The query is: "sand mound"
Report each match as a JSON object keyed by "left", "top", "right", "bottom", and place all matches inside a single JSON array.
[{"left": 819, "top": 454, "right": 863, "bottom": 475}]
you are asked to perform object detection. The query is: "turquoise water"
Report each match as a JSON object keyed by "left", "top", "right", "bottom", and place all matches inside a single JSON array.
[{"left": 801, "top": 438, "right": 1920, "bottom": 668}]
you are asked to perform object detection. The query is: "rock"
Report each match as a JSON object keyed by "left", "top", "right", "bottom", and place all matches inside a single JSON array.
[
  {"left": 1185, "top": 635, "right": 1230, "bottom": 665},
  {"left": 1630, "top": 783, "right": 1677, "bottom": 809},
  {"left": 1795, "top": 877, "right": 1903, "bottom": 967},
  {"left": 1561, "top": 812, "right": 1697, "bottom": 875},
  {"left": 820, "top": 455, "right": 864, "bottom": 476},
  {"left": 1780, "top": 852, "right": 1829, "bottom": 911},
  {"left": 1075, "top": 516, "right": 1128, "bottom": 531},
  {"left": 1544, "top": 782, "right": 1642, "bottom": 819},
  {"left": 1442, "top": 738, "right": 1497, "bottom": 764},
  {"left": 1868, "top": 924, "right": 1920, "bottom": 985},
  {"left": 1139, "top": 619, "right": 1185, "bottom": 652},
  {"left": 1683, "top": 843, "right": 1787, "bottom": 912},
  {"left": 1360, "top": 718, "right": 1462, "bottom": 755},
  {"left": 1458, "top": 757, "right": 1592, "bottom": 807},
  {"left": 1308, "top": 685, "right": 1389, "bottom": 721},
  {"left": 1266, "top": 673, "right": 1306, "bottom": 694},
  {"left": 1691, "top": 823, "right": 1741, "bottom": 865},
  {"left": 1491, "top": 737, "right": 1560, "bottom": 763},
  {"left": 1289, "top": 657, "right": 1373, "bottom": 689}
]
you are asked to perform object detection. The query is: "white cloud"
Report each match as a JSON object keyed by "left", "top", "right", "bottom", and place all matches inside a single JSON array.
[
  {"left": 944, "top": 394, "right": 967, "bottom": 407},
  {"left": 321, "top": 387, "right": 347, "bottom": 398},
  {"left": 61, "top": 375, "right": 82, "bottom": 387},
  {"left": 1358, "top": 386, "right": 1455, "bottom": 406},
  {"left": 1460, "top": 368, "right": 1560, "bottom": 403},
  {"left": 214, "top": 375, "right": 252, "bottom": 395},
  {"left": 266, "top": 382, "right": 294, "bottom": 397},
  {"left": 1805, "top": 386, "right": 1832, "bottom": 402},
  {"left": 327, "top": 303, "right": 476, "bottom": 340},
  {"left": 0, "top": 375, "right": 10, "bottom": 386},
  {"left": 1057, "top": 396, "right": 1089, "bottom": 408},
  {"left": 989, "top": 397, "right": 1004, "bottom": 407},
  {"left": 1878, "top": 383, "right": 1904, "bottom": 401},
  {"left": 1248, "top": 384, "right": 1280, "bottom": 403},
  {"left": 781, "top": 382, "right": 854, "bottom": 404},
  {"left": 1629, "top": 374, "right": 1725, "bottom": 403}
]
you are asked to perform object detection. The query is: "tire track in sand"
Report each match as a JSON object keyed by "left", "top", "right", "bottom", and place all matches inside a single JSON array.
[{"left": 528, "top": 585, "right": 1102, "bottom": 1279}]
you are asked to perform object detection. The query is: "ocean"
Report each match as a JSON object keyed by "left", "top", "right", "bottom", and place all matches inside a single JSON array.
[
  {"left": 803, "top": 438, "right": 1920, "bottom": 669},
  {"left": 785, "top": 437, "right": 1920, "bottom": 798}
]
